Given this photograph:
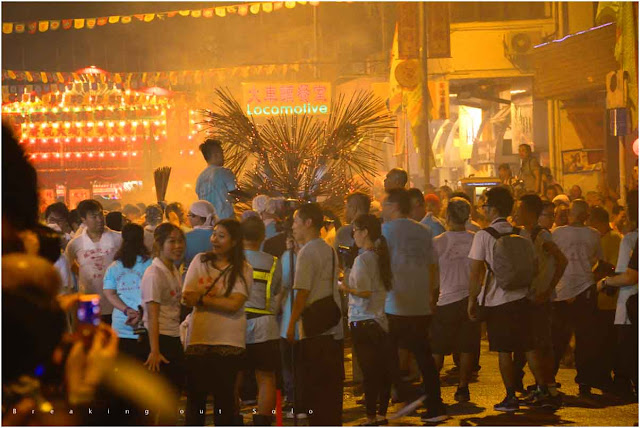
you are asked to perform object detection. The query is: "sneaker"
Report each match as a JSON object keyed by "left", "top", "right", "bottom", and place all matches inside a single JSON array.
[
  {"left": 494, "top": 395, "right": 519, "bottom": 412},
  {"left": 420, "top": 404, "right": 449, "bottom": 423},
  {"left": 454, "top": 386, "right": 470, "bottom": 402},
  {"left": 524, "top": 389, "right": 560, "bottom": 410}
]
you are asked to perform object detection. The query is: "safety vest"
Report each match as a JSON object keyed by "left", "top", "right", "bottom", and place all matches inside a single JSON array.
[{"left": 245, "top": 256, "right": 278, "bottom": 315}]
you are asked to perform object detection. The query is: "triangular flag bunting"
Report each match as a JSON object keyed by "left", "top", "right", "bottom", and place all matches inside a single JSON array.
[
  {"left": 262, "top": 3, "right": 273, "bottom": 13},
  {"left": 121, "top": 16, "right": 132, "bottom": 24},
  {"left": 27, "top": 22, "right": 37, "bottom": 34},
  {"left": 179, "top": 10, "right": 191, "bottom": 16},
  {"left": 50, "top": 20, "right": 60, "bottom": 30},
  {"left": 238, "top": 5, "right": 249, "bottom": 15},
  {"left": 215, "top": 7, "right": 226, "bottom": 17},
  {"left": 97, "top": 17, "right": 108, "bottom": 26},
  {"left": 250, "top": 4, "right": 261, "bottom": 14},
  {"left": 167, "top": 11, "right": 178, "bottom": 18},
  {"left": 40, "top": 72, "right": 48, "bottom": 83},
  {"left": 134, "top": 14, "right": 145, "bottom": 21},
  {"left": 86, "top": 18, "right": 97, "bottom": 29},
  {"left": 108, "top": 16, "right": 120, "bottom": 24},
  {"left": 74, "top": 19, "right": 85, "bottom": 29},
  {"left": 191, "top": 10, "right": 202, "bottom": 18},
  {"left": 2, "top": 23, "right": 13, "bottom": 34},
  {"left": 144, "top": 13, "right": 155, "bottom": 22},
  {"left": 203, "top": 8, "right": 214, "bottom": 18},
  {"left": 14, "top": 23, "right": 25, "bottom": 33},
  {"left": 62, "top": 19, "right": 72, "bottom": 29}
]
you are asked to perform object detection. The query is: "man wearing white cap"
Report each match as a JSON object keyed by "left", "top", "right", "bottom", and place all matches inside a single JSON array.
[
  {"left": 552, "top": 194, "right": 570, "bottom": 207},
  {"left": 252, "top": 195, "right": 281, "bottom": 240},
  {"left": 184, "top": 200, "right": 217, "bottom": 271}
]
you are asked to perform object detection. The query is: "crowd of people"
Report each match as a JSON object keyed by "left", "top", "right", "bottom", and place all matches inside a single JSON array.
[{"left": 3, "top": 121, "right": 638, "bottom": 427}]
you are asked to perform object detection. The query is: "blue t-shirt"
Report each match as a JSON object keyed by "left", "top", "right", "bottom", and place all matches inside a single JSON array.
[
  {"left": 103, "top": 256, "right": 153, "bottom": 339},
  {"left": 185, "top": 228, "right": 213, "bottom": 271},
  {"left": 279, "top": 249, "right": 300, "bottom": 340},
  {"left": 382, "top": 218, "right": 435, "bottom": 316},
  {"left": 195, "top": 165, "right": 238, "bottom": 219},
  {"left": 420, "top": 213, "right": 446, "bottom": 237}
]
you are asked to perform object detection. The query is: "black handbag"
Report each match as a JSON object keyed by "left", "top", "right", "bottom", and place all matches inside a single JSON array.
[{"left": 301, "top": 248, "right": 341, "bottom": 337}]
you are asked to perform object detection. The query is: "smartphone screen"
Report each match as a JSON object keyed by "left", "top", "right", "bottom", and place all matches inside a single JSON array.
[
  {"left": 76, "top": 294, "right": 100, "bottom": 348},
  {"left": 77, "top": 294, "right": 101, "bottom": 326}
]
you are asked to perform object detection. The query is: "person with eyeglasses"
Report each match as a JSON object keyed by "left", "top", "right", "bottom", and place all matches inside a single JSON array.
[
  {"left": 340, "top": 214, "right": 394, "bottom": 426},
  {"left": 184, "top": 200, "right": 217, "bottom": 273},
  {"left": 468, "top": 187, "right": 536, "bottom": 412},
  {"left": 539, "top": 201, "right": 556, "bottom": 230}
]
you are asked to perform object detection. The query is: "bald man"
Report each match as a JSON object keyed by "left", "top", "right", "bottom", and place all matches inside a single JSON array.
[
  {"left": 551, "top": 199, "right": 603, "bottom": 397},
  {"left": 384, "top": 168, "right": 408, "bottom": 192}
]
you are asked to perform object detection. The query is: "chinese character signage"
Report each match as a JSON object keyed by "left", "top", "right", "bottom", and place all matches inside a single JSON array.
[
  {"left": 397, "top": 3, "right": 419, "bottom": 60},
  {"left": 242, "top": 82, "right": 332, "bottom": 116}
]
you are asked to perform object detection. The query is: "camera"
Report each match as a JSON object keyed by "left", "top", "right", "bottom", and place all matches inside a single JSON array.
[{"left": 338, "top": 245, "right": 359, "bottom": 270}]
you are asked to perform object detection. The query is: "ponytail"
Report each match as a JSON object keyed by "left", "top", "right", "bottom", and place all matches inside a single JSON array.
[
  {"left": 353, "top": 214, "right": 393, "bottom": 291},
  {"left": 373, "top": 236, "right": 393, "bottom": 291}
]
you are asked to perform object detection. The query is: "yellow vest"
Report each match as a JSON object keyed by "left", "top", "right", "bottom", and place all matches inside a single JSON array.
[{"left": 245, "top": 257, "right": 278, "bottom": 315}]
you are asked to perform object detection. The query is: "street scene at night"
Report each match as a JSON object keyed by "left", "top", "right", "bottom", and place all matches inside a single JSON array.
[{"left": 1, "top": 1, "right": 639, "bottom": 426}]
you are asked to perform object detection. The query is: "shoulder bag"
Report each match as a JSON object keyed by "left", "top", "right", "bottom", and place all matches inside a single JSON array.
[{"left": 301, "top": 248, "right": 342, "bottom": 337}]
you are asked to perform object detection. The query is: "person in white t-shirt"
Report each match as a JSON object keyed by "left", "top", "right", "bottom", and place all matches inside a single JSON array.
[
  {"left": 340, "top": 214, "right": 394, "bottom": 426},
  {"left": 140, "top": 223, "right": 185, "bottom": 390},
  {"left": 597, "top": 190, "right": 638, "bottom": 398},
  {"left": 468, "top": 186, "right": 535, "bottom": 413},
  {"left": 181, "top": 219, "right": 252, "bottom": 426},
  {"left": 286, "top": 203, "right": 344, "bottom": 426},
  {"left": 430, "top": 197, "right": 479, "bottom": 403},
  {"left": 65, "top": 199, "right": 122, "bottom": 323},
  {"left": 551, "top": 199, "right": 603, "bottom": 397}
]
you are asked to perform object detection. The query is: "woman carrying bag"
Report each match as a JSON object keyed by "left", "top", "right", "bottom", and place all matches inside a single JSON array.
[{"left": 182, "top": 219, "right": 253, "bottom": 426}]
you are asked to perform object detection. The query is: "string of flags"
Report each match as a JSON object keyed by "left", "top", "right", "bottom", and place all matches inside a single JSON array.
[
  {"left": 2, "top": 1, "right": 319, "bottom": 35},
  {"left": 1, "top": 63, "right": 318, "bottom": 102}
]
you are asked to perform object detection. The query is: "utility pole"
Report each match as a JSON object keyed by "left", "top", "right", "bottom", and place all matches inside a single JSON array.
[{"left": 418, "top": 2, "right": 431, "bottom": 187}]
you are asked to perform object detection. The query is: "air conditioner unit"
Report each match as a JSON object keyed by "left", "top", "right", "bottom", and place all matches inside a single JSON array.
[
  {"left": 606, "top": 70, "right": 628, "bottom": 109},
  {"left": 504, "top": 31, "right": 543, "bottom": 57}
]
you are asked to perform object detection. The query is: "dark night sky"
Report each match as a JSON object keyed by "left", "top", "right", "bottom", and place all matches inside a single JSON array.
[{"left": 2, "top": 2, "right": 393, "bottom": 72}]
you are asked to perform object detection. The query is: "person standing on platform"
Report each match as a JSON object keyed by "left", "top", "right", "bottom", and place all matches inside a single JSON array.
[{"left": 196, "top": 139, "right": 241, "bottom": 220}]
